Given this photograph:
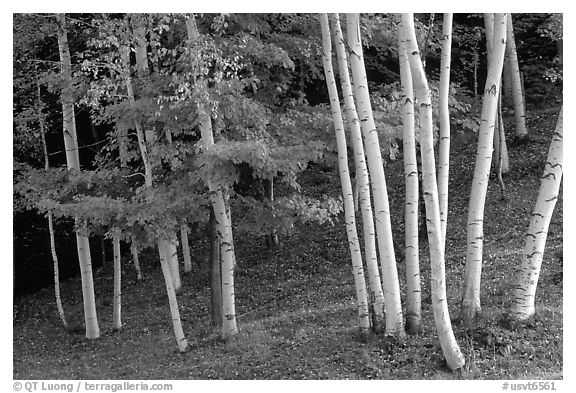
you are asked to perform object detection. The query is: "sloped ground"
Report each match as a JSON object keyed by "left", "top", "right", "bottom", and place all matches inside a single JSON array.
[{"left": 13, "top": 107, "right": 562, "bottom": 380}]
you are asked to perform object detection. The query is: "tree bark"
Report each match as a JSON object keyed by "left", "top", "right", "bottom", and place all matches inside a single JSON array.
[
  {"left": 112, "top": 231, "right": 122, "bottom": 330},
  {"left": 120, "top": 34, "right": 188, "bottom": 351},
  {"left": 460, "top": 13, "right": 508, "bottom": 328},
  {"left": 157, "top": 246, "right": 188, "bottom": 352},
  {"left": 181, "top": 225, "right": 193, "bottom": 273},
  {"left": 187, "top": 14, "right": 238, "bottom": 339},
  {"left": 209, "top": 208, "right": 223, "bottom": 328},
  {"left": 511, "top": 107, "right": 562, "bottom": 320},
  {"left": 506, "top": 14, "right": 528, "bottom": 140},
  {"left": 130, "top": 240, "right": 143, "bottom": 281},
  {"left": 438, "top": 13, "right": 453, "bottom": 246},
  {"left": 320, "top": 13, "right": 371, "bottom": 337},
  {"left": 402, "top": 14, "right": 464, "bottom": 371},
  {"left": 346, "top": 13, "right": 405, "bottom": 339},
  {"left": 56, "top": 13, "right": 100, "bottom": 339},
  {"left": 38, "top": 82, "right": 67, "bottom": 327},
  {"left": 332, "top": 13, "right": 385, "bottom": 332},
  {"left": 397, "top": 23, "right": 421, "bottom": 335}
]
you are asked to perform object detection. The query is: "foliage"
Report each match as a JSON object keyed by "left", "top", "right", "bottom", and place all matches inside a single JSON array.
[{"left": 13, "top": 109, "right": 563, "bottom": 379}]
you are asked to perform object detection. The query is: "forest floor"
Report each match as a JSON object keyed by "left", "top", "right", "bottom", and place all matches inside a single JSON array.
[{"left": 13, "top": 107, "right": 563, "bottom": 380}]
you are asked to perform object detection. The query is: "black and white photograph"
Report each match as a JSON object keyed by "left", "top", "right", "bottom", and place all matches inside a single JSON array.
[{"left": 11, "top": 6, "right": 565, "bottom": 387}]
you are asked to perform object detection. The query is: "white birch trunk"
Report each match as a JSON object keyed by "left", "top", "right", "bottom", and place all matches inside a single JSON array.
[
  {"left": 438, "top": 13, "right": 453, "bottom": 246},
  {"left": 331, "top": 13, "right": 385, "bottom": 331},
  {"left": 56, "top": 13, "right": 99, "bottom": 339},
  {"left": 181, "top": 225, "right": 193, "bottom": 273},
  {"left": 512, "top": 107, "right": 562, "bottom": 320},
  {"left": 397, "top": 24, "right": 421, "bottom": 334},
  {"left": 157, "top": 245, "right": 188, "bottom": 352},
  {"left": 167, "top": 241, "right": 181, "bottom": 291},
  {"left": 402, "top": 14, "right": 464, "bottom": 370},
  {"left": 38, "top": 83, "right": 67, "bottom": 327},
  {"left": 346, "top": 13, "right": 405, "bottom": 338},
  {"left": 461, "top": 14, "right": 508, "bottom": 327},
  {"left": 320, "top": 13, "right": 371, "bottom": 336},
  {"left": 198, "top": 111, "right": 239, "bottom": 340},
  {"left": 120, "top": 36, "right": 188, "bottom": 350},
  {"left": 506, "top": 13, "right": 528, "bottom": 140},
  {"left": 112, "top": 231, "right": 122, "bottom": 330},
  {"left": 130, "top": 240, "right": 143, "bottom": 281},
  {"left": 187, "top": 14, "right": 238, "bottom": 339}
]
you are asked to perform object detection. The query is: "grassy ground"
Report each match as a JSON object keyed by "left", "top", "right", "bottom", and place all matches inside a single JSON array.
[{"left": 13, "top": 108, "right": 563, "bottom": 380}]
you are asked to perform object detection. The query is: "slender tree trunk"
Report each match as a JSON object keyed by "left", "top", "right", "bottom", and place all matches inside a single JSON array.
[
  {"left": 112, "top": 231, "right": 122, "bottom": 330},
  {"left": 56, "top": 13, "right": 99, "bottom": 339},
  {"left": 181, "top": 225, "right": 192, "bottom": 273},
  {"left": 320, "top": 13, "right": 371, "bottom": 337},
  {"left": 130, "top": 240, "right": 143, "bottom": 281},
  {"left": 187, "top": 14, "right": 238, "bottom": 339},
  {"left": 402, "top": 14, "right": 465, "bottom": 371},
  {"left": 157, "top": 246, "right": 188, "bottom": 352},
  {"left": 166, "top": 241, "right": 181, "bottom": 291},
  {"left": 460, "top": 13, "right": 508, "bottom": 328},
  {"left": 506, "top": 14, "right": 528, "bottom": 141},
  {"left": 38, "top": 83, "right": 67, "bottom": 327},
  {"left": 346, "top": 13, "right": 405, "bottom": 338},
  {"left": 120, "top": 37, "right": 188, "bottom": 351},
  {"left": 209, "top": 208, "right": 223, "bottom": 328},
  {"left": 421, "top": 13, "right": 435, "bottom": 69},
  {"left": 511, "top": 107, "right": 562, "bottom": 320},
  {"left": 332, "top": 13, "right": 385, "bottom": 331},
  {"left": 264, "top": 179, "right": 279, "bottom": 249},
  {"left": 397, "top": 24, "right": 421, "bottom": 334},
  {"left": 438, "top": 13, "right": 453, "bottom": 247}
]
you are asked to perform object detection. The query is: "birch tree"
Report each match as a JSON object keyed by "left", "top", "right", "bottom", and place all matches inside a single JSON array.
[
  {"left": 320, "top": 13, "right": 370, "bottom": 336},
  {"left": 181, "top": 225, "right": 193, "bottom": 273},
  {"left": 397, "top": 22, "right": 421, "bottom": 334},
  {"left": 331, "top": 13, "right": 386, "bottom": 331},
  {"left": 506, "top": 13, "right": 528, "bottom": 141},
  {"left": 401, "top": 14, "right": 465, "bottom": 370},
  {"left": 130, "top": 17, "right": 182, "bottom": 291},
  {"left": 438, "top": 13, "right": 453, "bottom": 246},
  {"left": 56, "top": 13, "right": 100, "bottom": 339},
  {"left": 511, "top": 107, "right": 562, "bottom": 321},
  {"left": 460, "top": 13, "right": 508, "bottom": 327},
  {"left": 119, "top": 35, "right": 188, "bottom": 352},
  {"left": 112, "top": 229, "right": 122, "bottom": 330},
  {"left": 186, "top": 14, "right": 239, "bottom": 339},
  {"left": 37, "top": 82, "right": 67, "bottom": 328},
  {"left": 346, "top": 13, "right": 405, "bottom": 338}
]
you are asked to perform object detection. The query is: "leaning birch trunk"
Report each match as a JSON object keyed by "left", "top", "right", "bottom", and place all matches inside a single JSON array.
[
  {"left": 460, "top": 13, "right": 508, "bottom": 328},
  {"left": 511, "top": 107, "right": 562, "bottom": 320},
  {"left": 397, "top": 25, "right": 421, "bottom": 334},
  {"left": 402, "top": 14, "right": 464, "bottom": 370},
  {"left": 346, "top": 13, "right": 405, "bottom": 338},
  {"left": 187, "top": 15, "right": 238, "bottom": 339},
  {"left": 38, "top": 83, "right": 67, "bottom": 327},
  {"left": 130, "top": 240, "right": 143, "bottom": 281},
  {"left": 120, "top": 41, "right": 188, "bottom": 352},
  {"left": 166, "top": 241, "right": 181, "bottom": 291},
  {"left": 438, "top": 13, "right": 453, "bottom": 246},
  {"left": 157, "top": 246, "right": 188, "bottom": 352},
  {"left": 112, "top": 231, "right": 122, "bottom": 330},
  {"left": 132, "top": 20, "right": 182, "bottom": 289},
  {"left": 320, "top": 13, "right": 370, "bottom": 337},
  {"left": 506, "top": 13, "right": 528, "bottom": 141},
  {"left": 331, "top": 13, "right": 385, "bottom": 331},
  {"left": 56, "top": 13, "right": 99, "bottom": 339},
  {"left": 181, "top": 225, "right": 193, "bottom": 273}
]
